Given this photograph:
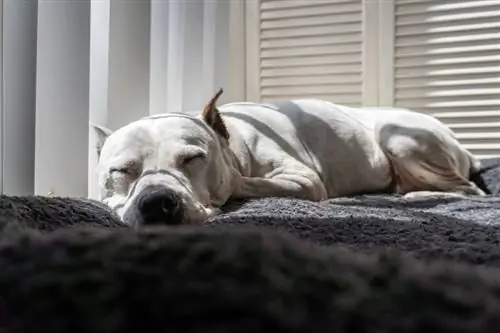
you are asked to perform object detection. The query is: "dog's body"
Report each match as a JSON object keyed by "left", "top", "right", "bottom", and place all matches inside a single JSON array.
[{"left": 93, "top": 92, "right": 484, "bottom": 226}]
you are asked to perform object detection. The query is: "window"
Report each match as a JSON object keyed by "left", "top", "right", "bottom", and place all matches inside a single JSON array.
[
  {"left": 390, "top": 0, "right": 500, "bottom": 159},
  {"left": 246, "top": 0, "right": 366, "bottom": 106},
  {"left": 245, "top": 0, "right": 500, "bottom": 158}
]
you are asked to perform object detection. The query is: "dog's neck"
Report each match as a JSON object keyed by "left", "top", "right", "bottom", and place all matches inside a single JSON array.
[
  {"left": 221, "top": 124, "right": 254, "bottom": 178},
  {"left": 225, "top": 143, "right": 245, "bottom": 175}
]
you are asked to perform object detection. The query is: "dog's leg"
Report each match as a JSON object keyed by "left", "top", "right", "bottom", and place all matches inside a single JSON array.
[
  {"left": 233, "top": 168, "right": 328, "bottom": 201},
  {"left": 390, "top": 155, "right": 485, "bottom": 199},
  {"left": 377, "top": 122, "right": 485, "bottom": 198}
]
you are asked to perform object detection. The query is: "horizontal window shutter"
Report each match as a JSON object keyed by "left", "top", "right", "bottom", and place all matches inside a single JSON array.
[
  {"left": 393, "top": 0, "right": 500, "bottom": 158},
  {"left": 253, "top": 0, "right": 364, "bottom": 106}
]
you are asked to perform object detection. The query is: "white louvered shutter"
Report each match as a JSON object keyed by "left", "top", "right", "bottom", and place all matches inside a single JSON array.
[
  {"left": 392, "top": 0, "right": 500, "bottom": 158},
  {"left": 246, "top": 0, "right": 367, "bottom": 107}
]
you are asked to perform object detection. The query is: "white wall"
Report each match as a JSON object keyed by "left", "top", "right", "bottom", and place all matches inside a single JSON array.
[{"left": 0, "top": 0, "right": 244, "bottom": 198}]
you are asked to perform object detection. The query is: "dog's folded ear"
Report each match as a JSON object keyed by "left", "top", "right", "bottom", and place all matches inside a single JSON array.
[
  {"left": 91, "top": 124, "right": 113, "bottom": 157},
  {"left": 202, "top": 88, "right": 230, "bottom": 140}
]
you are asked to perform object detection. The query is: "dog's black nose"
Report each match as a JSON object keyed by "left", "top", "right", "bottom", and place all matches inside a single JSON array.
[{"left": 137, "top": 186, "right": 184, "bottom": 225}]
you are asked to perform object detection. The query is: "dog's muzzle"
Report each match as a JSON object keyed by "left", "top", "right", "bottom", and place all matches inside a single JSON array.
[{"left": 123, "top": 185, "right": 184, "bottom": 227}]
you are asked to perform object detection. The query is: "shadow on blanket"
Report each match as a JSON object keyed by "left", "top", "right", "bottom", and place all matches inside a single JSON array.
[
  {"left": 1, "top": 227, "right": 500, "bottom": 333},
  {"left": 0, "top": 158, "right": 498, "bottom": 332}
]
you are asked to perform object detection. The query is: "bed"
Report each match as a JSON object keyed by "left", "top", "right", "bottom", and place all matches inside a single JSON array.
[{"left": 0, "top": 157, "right": 499, "bottom": 332}]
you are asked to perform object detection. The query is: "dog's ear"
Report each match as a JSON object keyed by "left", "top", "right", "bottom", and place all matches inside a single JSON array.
[
  {"left": 201, "top": 88, "right": 229, "bottom": 140},
  {"left": 91, "top": 123, "right": 113, "bottom": 157}
]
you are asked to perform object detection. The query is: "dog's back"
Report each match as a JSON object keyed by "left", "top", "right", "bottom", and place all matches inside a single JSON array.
[
  {"left": 219, "top": 99, "right": 483, "bottom": 197},
  {"left": 218, "top": 99, "right": 393, "bottom": 197}
]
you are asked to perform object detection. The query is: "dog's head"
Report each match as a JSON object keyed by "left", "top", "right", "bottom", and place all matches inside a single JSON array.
[{"left": 92, "top": 89, "right": 238, "bottom": 227}]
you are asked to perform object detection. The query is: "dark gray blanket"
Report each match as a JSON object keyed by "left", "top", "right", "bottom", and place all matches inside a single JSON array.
[
  {"left": 208, "top": 157, "right": 500, "bottom": 267},
  {"left": 211, "top": 194, "right": 500, "bottom": 266},
  {"left": 0, "top": 158, "right": 499, "bottom": 333},
  {"left": 1, "top": 158, "right": 499, "bottom": 267},
  {"left": 2, "top": 227, "right": 500, "bottom": 333}
]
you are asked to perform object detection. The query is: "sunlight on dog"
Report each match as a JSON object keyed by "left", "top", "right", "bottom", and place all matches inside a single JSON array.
[{"left": 92, "top": 88, "right": 484, "bottom": 227}]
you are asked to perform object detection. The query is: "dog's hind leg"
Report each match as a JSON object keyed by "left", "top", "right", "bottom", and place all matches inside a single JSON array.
[
  {"left": 376, "top": 119, "right": 485, "bottom": 198},
  {"left": 389, "top": 156, "right": 484, "bottom": 199}
]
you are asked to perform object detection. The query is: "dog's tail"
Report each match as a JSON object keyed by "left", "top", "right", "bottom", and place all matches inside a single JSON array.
[{"left": 465, "top": 149, "right": 482, "bottom": 176}]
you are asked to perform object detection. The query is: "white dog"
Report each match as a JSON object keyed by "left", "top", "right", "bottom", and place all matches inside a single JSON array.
[{"left": 93, "top": 89, "right": 485, "bottom": 226}]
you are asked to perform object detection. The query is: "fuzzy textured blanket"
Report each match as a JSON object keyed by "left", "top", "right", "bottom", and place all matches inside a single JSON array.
[
  {"left": 211, "top": 157, "right": 500, "bottom": 260},
  {"left": 0, "top": 157, "right": 498, "bottom": 333},
  {"left": 212, "top": 193, "right": 500, "bottom": 266}
]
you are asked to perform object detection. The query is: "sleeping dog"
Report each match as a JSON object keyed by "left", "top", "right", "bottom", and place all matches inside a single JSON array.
[{"left": 93, "top": 89, "right": 484, "bottom": 226}]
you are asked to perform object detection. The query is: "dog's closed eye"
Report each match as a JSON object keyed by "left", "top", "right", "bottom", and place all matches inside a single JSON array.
[
  {"left": 110, "top": 162, "right": 140, "bottom": 177},
  {"left": 110, "top": 167, "right": 130, "bottom": 175},
  {"left": 182, "top": 153, "right": 206, "bottom": 166}
]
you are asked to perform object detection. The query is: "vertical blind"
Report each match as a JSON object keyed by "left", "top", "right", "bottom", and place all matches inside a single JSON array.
[{"left": 0, "top": 0, "right": 238, "bottom": 197}]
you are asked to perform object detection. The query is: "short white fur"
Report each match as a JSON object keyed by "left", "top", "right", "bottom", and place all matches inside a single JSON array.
[{"left": 93, "top": 92, "right": 484, "bottom": 225}]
